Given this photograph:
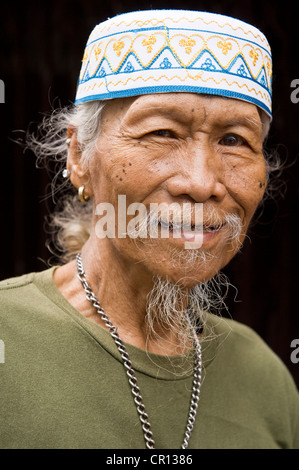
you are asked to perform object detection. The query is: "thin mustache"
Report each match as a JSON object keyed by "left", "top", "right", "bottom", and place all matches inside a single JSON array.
[{"left": 130, "top": 205, "right": 244, "bottom": 243}]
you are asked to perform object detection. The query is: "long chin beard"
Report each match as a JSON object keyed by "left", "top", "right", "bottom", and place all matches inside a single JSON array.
[
  {"left": 145, "top": 270, "right": 231, "bottom": 355},
  {"left": 134, "top": 205, "right": 242, "bottom": 355},
  {"left": 144, "top": 210, "right": 242, "bottom": 354}
]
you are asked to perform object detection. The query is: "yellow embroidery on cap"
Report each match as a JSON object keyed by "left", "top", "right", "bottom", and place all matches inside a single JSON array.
[
  {"left": 82, "top": 50, "right": 89, "bottom": 65},
  {"left": 113, "top": 40, "right": 125, "bottom": 56},
  {"left": 77, "top": 12, "right": 272, "bottom": 117},
  {"left": 249, "top": 48, "right": 259, "bottom": 66},
  {"left": 79, "top": 73, "right": 270, "bottom": 104},
  {"left": 217, "top": 39, "right": 232, "bottom": 55},
  {"left": 95, "top": 17, "right": 269, "bottom": 44},
  {"left": 94, "top": 45, "right": 102, "bottom": 61},
  {"left": 142, "top": 35, "right": 157, "bottom": 53},
  {"left": 179, "top": 38, "right": 196, "bottom": 54}
]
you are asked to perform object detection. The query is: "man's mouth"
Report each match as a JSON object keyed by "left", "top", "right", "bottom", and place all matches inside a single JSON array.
[{"left": 158, "top": 220, "right": 224, "bottom": 233}]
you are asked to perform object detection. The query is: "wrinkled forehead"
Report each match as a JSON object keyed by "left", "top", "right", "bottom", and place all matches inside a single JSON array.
[{"left": 100, "top": 92, "right": 267, "bottom": 139}]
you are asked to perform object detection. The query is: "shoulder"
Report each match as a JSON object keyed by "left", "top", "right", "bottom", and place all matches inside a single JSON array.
[
  {"left": 203, "top": 315, "right": 299, "bottom": 448},
  {"left": 208, "top": 313, "right": 278, "bottom": 356},
  {"left": 0, "top": 268, "right": 56, "bottom": 313},
  {"left": 0, "top": 272, "right": 35, "bottom": 290},
  {"left": 0, "top": 268, "right": 55, "bottom": 290},
  {"left": 206, "top": 313, "right": 298, "bottom": 395},
  {"left": 209, "top": 314, "right": 284, "bottom": 366},
  {"left": 0, "top": 272, "right": 37, "bottom": 310}
]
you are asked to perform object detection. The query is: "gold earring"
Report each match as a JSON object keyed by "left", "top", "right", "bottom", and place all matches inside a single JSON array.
[{"left": 78, "top": 185, "right": 90, "bottom": 203}]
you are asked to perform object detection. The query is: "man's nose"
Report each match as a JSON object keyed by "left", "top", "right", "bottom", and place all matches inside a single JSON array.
[{"left": 166, "top": 143, "right": 227, "bottom": 203}]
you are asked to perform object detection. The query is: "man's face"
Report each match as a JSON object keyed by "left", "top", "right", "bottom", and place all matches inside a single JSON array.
[{"left": 87, "top": 93, "right": 267, "bottom": 286}]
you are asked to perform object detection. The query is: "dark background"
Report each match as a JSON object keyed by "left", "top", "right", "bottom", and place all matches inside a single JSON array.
[{"left": 1, "top": 0, "right": 299, "bottom": 386}]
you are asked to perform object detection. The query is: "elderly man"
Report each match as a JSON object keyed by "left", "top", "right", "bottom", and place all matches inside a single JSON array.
[{"left": 0, "top": 10, "right": 298, "bottom": 449}]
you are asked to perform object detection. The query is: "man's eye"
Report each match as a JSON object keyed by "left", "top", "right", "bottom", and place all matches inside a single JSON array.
[
  {"left": 219, "top": 134, "right": 246, "bottom": 146},
  {"left": 151, "top": 129, "right": 175, "bottom": 138}
]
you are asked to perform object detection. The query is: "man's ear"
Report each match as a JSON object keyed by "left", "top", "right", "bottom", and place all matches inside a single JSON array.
[{"left": 66, "top": 127, "right": 93, "bottom": 198}]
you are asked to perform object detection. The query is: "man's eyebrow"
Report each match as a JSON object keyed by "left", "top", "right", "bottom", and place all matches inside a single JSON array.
[
  {"left": 219, "top": 116, "right": 262, "bottom": 132},
  {"left": 127, "top": 102, "right": 263, "bottom": 132},
  {"left": 129, "top": 103, "right": 190, "bottom": 121}
]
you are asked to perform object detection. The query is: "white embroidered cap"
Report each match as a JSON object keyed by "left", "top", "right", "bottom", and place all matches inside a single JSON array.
[{"left": 75, "top": 9, "right": 272, "bottom": 118}]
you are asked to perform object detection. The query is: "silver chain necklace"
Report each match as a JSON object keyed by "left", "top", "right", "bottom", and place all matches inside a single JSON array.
[{"left": 76, "top": 252, "right": 202, "bottom": 449}]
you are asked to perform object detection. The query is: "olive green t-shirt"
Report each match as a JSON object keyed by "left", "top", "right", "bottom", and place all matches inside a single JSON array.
[{"left": 0, "top": 268, "right": 298, "bottom": 449}]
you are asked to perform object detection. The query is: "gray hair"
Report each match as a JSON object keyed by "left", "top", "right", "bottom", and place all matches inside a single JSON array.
[
  {"left": 27, "top": 102, "right": 105, "bottom": 262},
  {"left": 26, "top": 99, "right": 281, "bottom": 264}
]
